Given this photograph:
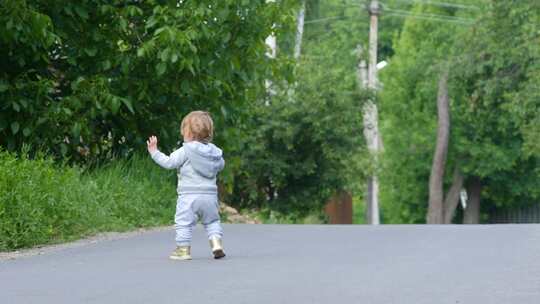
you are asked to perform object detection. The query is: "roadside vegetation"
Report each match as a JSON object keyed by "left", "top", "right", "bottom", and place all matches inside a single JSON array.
[{"left": 0, "top": 150, "right": 176, "bottom": 251}]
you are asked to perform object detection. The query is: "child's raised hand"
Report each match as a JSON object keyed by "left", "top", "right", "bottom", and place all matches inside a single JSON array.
[{"left": 147, "top": 135, "right": 158, "bottom": 154}]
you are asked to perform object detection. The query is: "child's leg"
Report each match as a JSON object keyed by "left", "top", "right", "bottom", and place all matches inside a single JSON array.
[
  {"left": 204, "top": 219, "right": 223, "bottom": 240},
  {"left": 194, "top": 194, "right": 225, "bottom": 259},
  {"left": 195, "top": 194, "right": 225, "bottom": 259},
  {"left": 195, "top": 194, "right": 223, "bottom": 240},
  {"left": 174, "top": 195, "right": 197, "bottom": 246}
]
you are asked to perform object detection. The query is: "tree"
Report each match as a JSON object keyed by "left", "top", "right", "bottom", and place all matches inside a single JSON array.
[
  {"left": 0, "top": 0, "right": 293, "bottom": 162},
  {"left": 450, "top": 0, "right": 540, "bottom": 223},
  {"left": 427, "top": 70, "right": 449, "bottom": 224},
  {"left": 378, "top": 3, "right": 467, "bottom": 223},
  {"left": 380, "top": 0, "right": 540, "bottom": 224}
]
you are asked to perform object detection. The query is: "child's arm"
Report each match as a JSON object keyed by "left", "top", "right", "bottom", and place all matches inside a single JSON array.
[
  {"left": 147, "top": 136, "right": 186, "bottom": 169},
  {"left": 217, "top": 158, "right": 225, "bottom": 172}
]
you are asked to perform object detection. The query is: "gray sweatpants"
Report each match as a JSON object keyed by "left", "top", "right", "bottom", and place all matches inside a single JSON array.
[{"left": 175, "top": 194, "right": 223, "bottom": 246}]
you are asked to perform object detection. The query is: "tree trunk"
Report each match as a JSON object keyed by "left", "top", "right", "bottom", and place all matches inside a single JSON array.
[
  {"left": 463, "top": 177, "right": 482, "bottom": 224},
  {"left": 443, "top": 167, "right": 464, "bottom": 224},
  {"left": 427, "top": 71, "right": 450, "bottom": 224}
]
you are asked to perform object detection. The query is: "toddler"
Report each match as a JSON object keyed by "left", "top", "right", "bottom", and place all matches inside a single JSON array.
[{"left": 147, "top": 111, "right": 226, "bottom": 260}]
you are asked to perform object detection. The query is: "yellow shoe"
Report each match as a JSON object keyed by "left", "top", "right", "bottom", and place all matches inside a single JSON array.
[
  {"left": 169, "top": 246, "right": 192, "bottom": 260},
  {"left": 209, "top": 237, "right": 226, "bottom": 259}
]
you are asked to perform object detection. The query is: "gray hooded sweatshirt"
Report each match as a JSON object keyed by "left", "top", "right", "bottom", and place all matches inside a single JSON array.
[{"left": 151, "top": 141, "right": 225, "bottom": 195}]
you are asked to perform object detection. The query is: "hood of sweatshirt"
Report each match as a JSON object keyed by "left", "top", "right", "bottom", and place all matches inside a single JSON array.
[{"left": 183, "top": 141, "right": 223, "bottom": 178}]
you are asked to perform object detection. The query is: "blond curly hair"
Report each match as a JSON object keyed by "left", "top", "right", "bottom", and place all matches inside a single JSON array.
[{"left": 181, "top": 111, "right": 214, "bottom": 143}]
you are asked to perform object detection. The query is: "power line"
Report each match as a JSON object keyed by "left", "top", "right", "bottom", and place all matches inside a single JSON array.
[
  {"left": 304, "top": 10, "right": 473, "bottom": 26},
  {"left": 345, "top": 0, "right": 479, "bottom": 10},
  {"left": 385, "top": 11, "right": 473, "bottom": 24},
  {"left": 383, "top": 0, "right": 479, "bottom": 10},
  {"left": 303, "top": 0, "right": 477, "bottom": 25},
  {"left": 384, "top": 7, "right": 474, "bottom": 23},
  {"left": 304, "top": 15, "right": 351, "bottom": 24}
]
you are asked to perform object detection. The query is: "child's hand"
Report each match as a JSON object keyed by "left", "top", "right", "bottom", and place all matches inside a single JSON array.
[{"left": 147, "top": 135, "right": 158, "bottom": 154}]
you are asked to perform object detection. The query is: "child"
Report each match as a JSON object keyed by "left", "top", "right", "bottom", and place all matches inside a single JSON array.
[{"left": 147, "top": 111, "right": 226, "bottom": 260}]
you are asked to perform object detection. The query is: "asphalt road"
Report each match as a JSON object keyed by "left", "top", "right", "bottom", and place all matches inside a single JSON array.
[{"left": 1, "top": 224, "right": 539, "bottom": 304}]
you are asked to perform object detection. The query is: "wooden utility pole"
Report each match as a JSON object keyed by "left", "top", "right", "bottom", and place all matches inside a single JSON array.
[
  {"left": 294, "top": 1, "right": 306, "bottom": 60},
  {"left": 368, "top": 0, "right": 379, "bottom": 92},
  {"left": 265, "top": 0, "right": 277, "bottom": 99},
  {"left": 364, "top": 0, "right": 381, "bottom": 225},
  {"left": 265, "top": 0, "right": 277, "bottom": 59}
]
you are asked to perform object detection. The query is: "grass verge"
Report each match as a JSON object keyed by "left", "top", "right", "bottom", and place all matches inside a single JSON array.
[{"left": 0, "top": 151, "right": 176, "bottom": 251}]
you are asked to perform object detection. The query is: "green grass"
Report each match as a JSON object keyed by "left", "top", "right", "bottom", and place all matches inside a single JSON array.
[{"left": 0, "top": 151, "right": 177, "bottom": 251}]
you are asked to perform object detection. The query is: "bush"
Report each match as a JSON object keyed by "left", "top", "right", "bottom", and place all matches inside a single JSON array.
[
  {"left": 0, "top": 150, "right": 176, "bottom": 251},
  {"left": 0, "top": 1, "right": 294, "bottom": 162},
  {"left": 222, "top": 87, "right": 369, "bottom": 217}
]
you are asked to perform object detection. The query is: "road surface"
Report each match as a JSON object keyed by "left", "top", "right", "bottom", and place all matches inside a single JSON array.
[{"left": 1, "top": 224, "right": 539, "bottom": 303}]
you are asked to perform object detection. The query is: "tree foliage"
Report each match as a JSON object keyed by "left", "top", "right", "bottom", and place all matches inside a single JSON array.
[
  {"left": 0, "top": 0, "right": 294, "bottom": 161},
  {"left": 379, "top": 0, "right": 540, "bottom": 223},
  {"left": 451, "top": 0, "right": 540, "bottom": 212},
  {"left": 222, "top": 0, "right": 370, "bottom": 216},
  {"left": 379, "top": 2, "right": 465, "bottom": 223}
]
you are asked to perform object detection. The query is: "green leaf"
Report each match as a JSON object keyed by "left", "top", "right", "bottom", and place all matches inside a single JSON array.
[
  {"left": 102, "top": 60, "right": 112, "bottom": 70},
  {"left": 74, "top": 6, "right": 89, "bottom": 19},
  {"left": 154, "top": 27, "right": 167, "bottom": 36},
  {"left": 156, "top": 62, "right": 167, "bottom": 76},
  {"left": 71, "top": 77, "right": 85, "bottom": 90},
  {"left": 180, "top": 80, "right": 189, "bottom": 92},
  {"left": 36, "top": 117, "right": 47, "bottom": 125},
  {"left": 85, "top": 48, "right": 97, "bottom": 57},
  {"left": 160, "top": 48, "right": 170, "bottom": 62},
  {"left": 137, "top": 48, "right": 145, "bottom": 57},
  {"left": 64, "top": 6, "right": 74, "bottom": 16},
  {"left": 0, "top": 82, "right": 8, "bottom": 92},
  {"left": 23, "top": 127, "right": 31, "bottom": 137},
  {"left": 63, "top": 108, "right": 73, "bottom": 116},
  {"left": 67, "top": 56, "right": 77, "bottom": 65},
  {"left": 117, "top": 39, "right": 130, "bottom": 52},
  {"left": 12, "top": 102, "right": 20, "bottom": 112},
  {"left": 220, "top": 105, "right": 228, "bottom": 118},
  {"left": 72, "top": 123, "right": 81, "bottom": 137},
  {"left": 0, "top": 117, "right": 6, "bottom": 130},
  {"left": 171, "top": 53, "right": 179, "bottom": 63},
  {"left": 122, "top": 98, "right": 135, "bottom": 114},
  {"left": 110, "top": 97, "right": 121, "bottom": 114},
  {"left": 146, "top": 17, "right": 158, "bottom": 29},
  {"left": 60, "top": 143, "right": 68, "bottom": 156},
  {"left": 119, "top": 18, "right": 128, "bottom": 31},
  {"left": 11, "top": 122, "right": 20, "bottom": 135}
]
